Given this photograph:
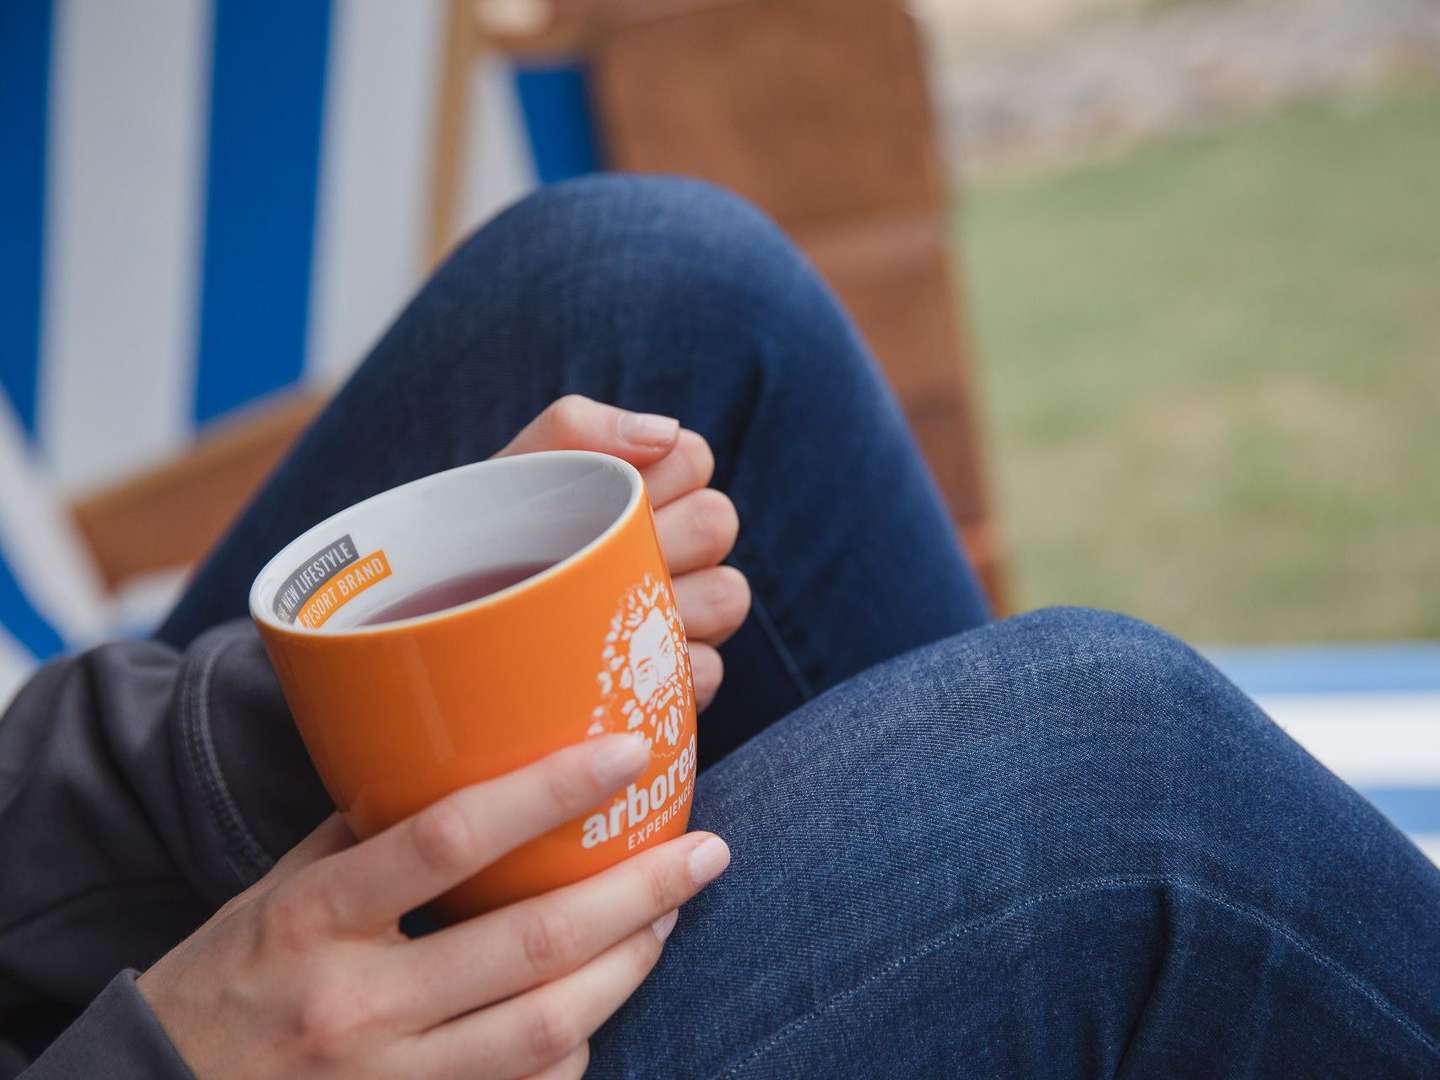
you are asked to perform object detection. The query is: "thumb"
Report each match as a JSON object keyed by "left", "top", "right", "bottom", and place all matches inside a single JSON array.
[{"left": 494, "top": 395, "right": 680, "bottom": 466}]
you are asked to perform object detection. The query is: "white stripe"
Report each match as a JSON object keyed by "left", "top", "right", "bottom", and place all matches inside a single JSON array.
[
  {"left": 306, "top": 0, "right": 446, "bottom": 387},
  {"left": 0, "top": 623, "right": 36, "bottom": 714},
  {"left": 1257, "top": 692, "right": 1440, "bottom": 786},
  {"left": 38, "top": 0, "right": 208, "bottom": 494},
  {"left": 0, "top": 395, "right": 107, "bottom": 645},
  {"left": 459, "top": 52, "right": 536, "bottom": 238},
  {"left": 1410, "top": 833, "right": 1440, "bottom": 866},
  {"left": 102, "top": 566, "right": 189, "bottom": 638}
]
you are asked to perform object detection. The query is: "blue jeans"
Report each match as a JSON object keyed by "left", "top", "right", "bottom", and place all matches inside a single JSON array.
[{"left": 159, "top": 177, "right": 1440, "bottom": 1076}]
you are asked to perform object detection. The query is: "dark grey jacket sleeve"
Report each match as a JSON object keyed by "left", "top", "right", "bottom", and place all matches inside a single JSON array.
[{"left": 0, "top": 620, "right": 332, "bottom": 1077}]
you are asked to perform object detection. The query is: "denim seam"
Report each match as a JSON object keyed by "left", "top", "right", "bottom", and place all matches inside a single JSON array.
[
  {"left": 743, "top": 591, "right": 815, "bottom": 702},
  {"left": 719, "top": 321, "right": 818, "bottom": 704},
  {"left": 712, "top": 873, "right": 1439, "bottom": 1077},
  {"left": 182, "top": 634, "right": 276, "bottom": 885}
]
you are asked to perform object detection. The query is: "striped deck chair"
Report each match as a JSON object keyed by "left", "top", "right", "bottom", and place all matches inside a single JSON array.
[{"left": 0, "top": 1, "right": 575, "bottom": 699}]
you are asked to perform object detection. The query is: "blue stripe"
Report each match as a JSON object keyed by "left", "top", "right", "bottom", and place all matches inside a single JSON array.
[
  {"left": 1357, "top": 787, "right": 1440, "bottom": 836},
  {"left": 512, "top": 61, "right": 602, "bottom": 184},
  {"left": 1206, "top": 644, "right": 1440, "bottom": 696},
  {"left": 192, "top": 1, "right": 332, "bottom": 425},
  {"left": 0, "top": 0, "right": 54, "bottom": 438},
  {"left": 0, "top": 542, "right": 65, "bottom": 662}
]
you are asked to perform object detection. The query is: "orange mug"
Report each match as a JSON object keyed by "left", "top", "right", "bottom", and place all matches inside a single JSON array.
[{"left": 248, "top": 451, "right": 698, "bottom": 920}]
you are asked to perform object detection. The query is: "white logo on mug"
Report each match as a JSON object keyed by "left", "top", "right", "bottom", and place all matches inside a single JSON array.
[{"left": 587, "top": 573, "right": 692, "bottom": 756}]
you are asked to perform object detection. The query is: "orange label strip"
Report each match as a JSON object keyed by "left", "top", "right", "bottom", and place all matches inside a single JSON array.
[{"left": 296, "top": 550, "right": 392, "bottom": 629}]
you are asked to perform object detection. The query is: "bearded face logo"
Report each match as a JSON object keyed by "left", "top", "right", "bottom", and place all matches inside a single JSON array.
[
  {"left": 628, "top": 607, "right": 679, "bottom": 705},
  {"left": 587, "top": 574, "right": 693, "bottom": 756}
]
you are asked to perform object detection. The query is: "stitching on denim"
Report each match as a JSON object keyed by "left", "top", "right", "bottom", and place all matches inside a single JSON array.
[
  {"left": 745, "top": 592, "right": 814, "bottom": 701},
  {"left": 718, "top": 323, "right": 817, "bottom": 704},
  {"left": 712, "top": 874, "right": 1439, "bottom": 1077},
  {"left": 183, "top": 634, "right": 275, "bottom": 882}
]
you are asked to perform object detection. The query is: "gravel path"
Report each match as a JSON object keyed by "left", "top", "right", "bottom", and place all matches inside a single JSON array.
[{"left": 926, "top": 0, "right": 1440, "bottom": 176}]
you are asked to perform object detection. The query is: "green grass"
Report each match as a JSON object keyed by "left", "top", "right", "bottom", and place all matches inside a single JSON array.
[{"left": 959, "top": 87, "right": 1440, "bottom": 642}]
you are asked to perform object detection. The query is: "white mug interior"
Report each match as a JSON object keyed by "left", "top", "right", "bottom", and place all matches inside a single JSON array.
[{"left": 248, "top": 451, "right": 640, "bottom": 634}]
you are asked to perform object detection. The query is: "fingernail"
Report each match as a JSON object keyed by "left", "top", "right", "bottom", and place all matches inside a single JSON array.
[
  {"left": 652, "top": 909, "right": 679, "bottom": 943},
  {"left": 591, "top": 734, "right": 649, "bottom": 786},
  {"left": 687, "top": 836, "right": 731, "bottom": 887},
  {"left": 619, "top": 412, "right": 679, "bottom": 447}
]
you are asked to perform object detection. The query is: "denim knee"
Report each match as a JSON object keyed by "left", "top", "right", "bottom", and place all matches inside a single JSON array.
[
  {"left": 461, "top": 174, "right": 809, "bottom": 302},
  {"left": 829, "top": 606, "right": 1281, "bottom": 827},
  {"left": 691, "top": 604, "right": 1301, "bottom": 928},
  {"left": 968, "top": 605, "right": 1240, "bottom": 733},
  {"left": 433, "top": 175, "right": 874, "bottom": 394}
]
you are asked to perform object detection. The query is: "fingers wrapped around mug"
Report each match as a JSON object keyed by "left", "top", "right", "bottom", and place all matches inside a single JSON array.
[
  {"left": 672, "top": 566, "right": 750, "bottom": 647},
  {"left": 655, "top": 488, "right": 738, "bottom": 575},
  {"left": 495, "top": 395, "right": 681, "bottom": 463},
  {"left": 139, "top": 737, "right": 730, "bottom": 1080}
]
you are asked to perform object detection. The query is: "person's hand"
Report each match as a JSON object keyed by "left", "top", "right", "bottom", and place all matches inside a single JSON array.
[
  {"left": 139, "top": 734, "right": 730, "bottom": 1079},
  {"left": 494, "top": 396, "right": 750, "bottom": 712}
]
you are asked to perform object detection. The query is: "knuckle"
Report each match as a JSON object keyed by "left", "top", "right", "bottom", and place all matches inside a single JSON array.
[
  {"left": 214, "top": 887, "right": 253, "bottom": 922},
  {"left": 555, "top": 1041, "right": 591, "bottom": 1080},
  {"left": 572, "top": 1041, "right": 592, "bottom": 1078},
  {"left": 293, "top": 980, "right": 377, "bottom": 1066},
  {"left": 677, "top": 430, "right": 715, "bottom": 488},
  {"left": 691, "top": 645, "right": 723, "bottom": 692},
  {"left": 642, "top": 860, "right": 682, "bottom": 914},
  {"left": 711, "top": 567, "right": 750, "bottom": 625},
  {"left": 546, "top": 395, "right": 590, "bottom": 440},
  {"left": 692, "top": 491, "right": 738, "bottom": 556},
  {"left": 542, "top": 755, "right": 591, "bottom": 817},
  {"left": 629, "top": 922, "right": 666, "bottom": 977},
  {"left": 259, "top": 885, "right": 326, "bottom": 951},
  {"left": 520, "top": 905, "right": 583, "bottom": 977},
  {"left": 410, "top": 800, "right": 478, "bottom": 877},
  {"left": 525, "top": 999, "right": 580, "bottom": 1064}
]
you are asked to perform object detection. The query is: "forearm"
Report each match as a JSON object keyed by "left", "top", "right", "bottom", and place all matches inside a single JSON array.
[{"left": 0, "top": 621, "right": 329, "bottom": 1071}]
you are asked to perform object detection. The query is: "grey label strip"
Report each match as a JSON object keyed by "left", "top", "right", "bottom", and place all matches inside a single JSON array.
[{"left": 272, "top": 534, "right": 359, "bottom": 622}]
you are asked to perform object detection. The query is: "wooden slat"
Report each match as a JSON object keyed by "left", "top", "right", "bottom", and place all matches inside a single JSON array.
[
  {"left": 429, "top": 0, "right": 476, "bottom": 269},
  {"left": 68, "top": 391, "right": 325, "bottom": 591},
  {"left": 960, "top": 519, "right": 1007, "bottom": 615},
  {"left": 592, "top": 0, "right": 945, "bottom": 232},
  {"left": 798, "top": 213, "right": 968, "bottom": 398},
  {"left": 799, "top": 214, "right": 992, "bottom": 525}
]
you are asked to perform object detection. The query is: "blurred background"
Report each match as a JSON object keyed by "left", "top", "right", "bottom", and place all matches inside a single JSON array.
[
  {"left": 2, "top": 0, "right": 1437, "bottom": 848},
  {"left": 928, "top": 0, "right": 1440, "bottom": 644}
]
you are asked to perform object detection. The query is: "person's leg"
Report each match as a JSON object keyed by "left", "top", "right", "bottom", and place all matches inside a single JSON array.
[
  {"left": 157, "top": 175, "right": 988, "bottom": 762},
  {"left": 590, "top": 607, "right": 1440, "bottom": 1078}
]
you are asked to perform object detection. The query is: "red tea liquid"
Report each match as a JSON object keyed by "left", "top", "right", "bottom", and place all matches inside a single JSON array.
[{"left": 360, "top": 561, "right": 555, "bottom": 625}]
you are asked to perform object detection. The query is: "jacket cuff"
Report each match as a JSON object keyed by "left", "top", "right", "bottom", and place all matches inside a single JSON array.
[
  {"left": 175, "top": 620, "right": 334, "bottom": 900},
  {"left": 21, "top": 971, "right": 195, "bottom": 1079}
]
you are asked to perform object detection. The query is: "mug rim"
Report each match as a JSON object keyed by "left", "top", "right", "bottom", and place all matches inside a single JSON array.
[{"left": 247, "top": 450, "right": 644, "bottom": 639}]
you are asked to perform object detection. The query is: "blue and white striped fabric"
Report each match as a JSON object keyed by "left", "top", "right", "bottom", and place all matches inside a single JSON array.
[
  {"left": 0, "top": 0, "right": 600, "bottom": 700},
  {"left": 1208, "top": 645, "right": 1440, "bottom": 865}
]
